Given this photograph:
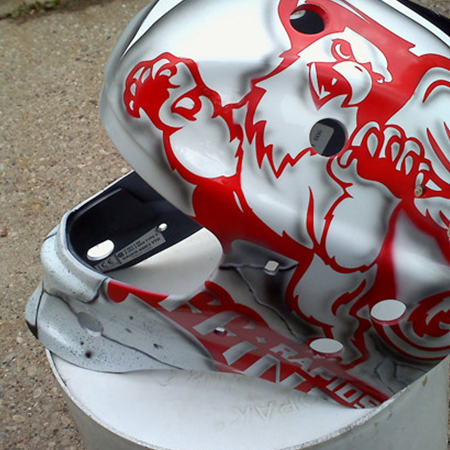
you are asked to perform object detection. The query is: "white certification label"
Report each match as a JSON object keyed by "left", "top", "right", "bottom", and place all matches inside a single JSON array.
[{"left": 95, "top": 227, "right": 166, "bottom": 272}]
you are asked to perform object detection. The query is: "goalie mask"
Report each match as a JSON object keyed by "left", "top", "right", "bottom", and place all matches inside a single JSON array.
[{"left": 27, "top": 0, "right": 450, "bottom": 408}]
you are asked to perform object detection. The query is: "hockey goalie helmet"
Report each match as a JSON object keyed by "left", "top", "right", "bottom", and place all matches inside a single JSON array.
[{"left": 92, "top": 0, "right": 450, "bottom": 403}]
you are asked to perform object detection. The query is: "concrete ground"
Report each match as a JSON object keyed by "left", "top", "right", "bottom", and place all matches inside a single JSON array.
[{"left": 1, "top": 0, "right": 450, "bottom": 449}]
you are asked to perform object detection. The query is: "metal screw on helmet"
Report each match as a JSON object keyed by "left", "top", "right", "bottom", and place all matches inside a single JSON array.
[{"left": 414, "top": 185, "right": 425, "bottom": 197}]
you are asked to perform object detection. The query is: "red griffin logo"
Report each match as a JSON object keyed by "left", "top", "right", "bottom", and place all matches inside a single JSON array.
[{"left": 121, "top": 0, "right": 450, "bottom": 406}]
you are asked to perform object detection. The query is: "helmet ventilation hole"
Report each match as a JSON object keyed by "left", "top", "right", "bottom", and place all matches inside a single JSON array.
[
  {"left": 370, "top": 299, "right": 407, "bottom": 325},
  {"left": 309, "top": 119, "right": 347, "bottom": 157},
  {"left": 77, "top": 312, "right": 104, "bottom": 337},
  {"left": 310, "top": 338, "right": 344, "bottom": 358},
  {"left": 290, "top": 6, "right": 325, "bottom": 35},
  {"left": 87, "top": 239, "right": 115, "bottom": 261}
]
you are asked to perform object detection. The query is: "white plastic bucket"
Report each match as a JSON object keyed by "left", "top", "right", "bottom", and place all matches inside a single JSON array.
[{"left": 49, "top": 352, "right": 449, "bottom": 450}]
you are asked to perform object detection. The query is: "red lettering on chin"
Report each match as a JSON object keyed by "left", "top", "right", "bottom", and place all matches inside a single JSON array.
[{"left": 108, "top": 279, "right": 384, "bottom": 407}]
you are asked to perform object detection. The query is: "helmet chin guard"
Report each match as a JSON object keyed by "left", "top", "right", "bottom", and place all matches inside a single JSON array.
[{"left": 27, "top": 0, "right": 450, "bottom": 409}]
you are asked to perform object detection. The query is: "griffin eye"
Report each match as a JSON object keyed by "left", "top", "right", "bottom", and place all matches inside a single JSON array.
[
  {"left": 332, "top": 39, "right": 354, "bottom": 60},
  {"left": 290, "top": 5, "right": 326, "bottom": 35}
]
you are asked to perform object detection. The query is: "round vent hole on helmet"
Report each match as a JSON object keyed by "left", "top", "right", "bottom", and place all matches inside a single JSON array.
[
  {"left": 370, "top": 299, "right": 407, "bottom": 325},
  {"left": 86, "top": 239, "right": 115, "bottom": 261},
  {"left": 309, "top": 338, "right": 344, "bottom": 358},
  {"left": 310, "top": 119, "right": 347, "bottom": 157},
  {"left": 290, "top": 6, "right": 326, "bottom": 35},
  {"left": 77, "top": 312, "right": 104, "bottom": 337}
]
